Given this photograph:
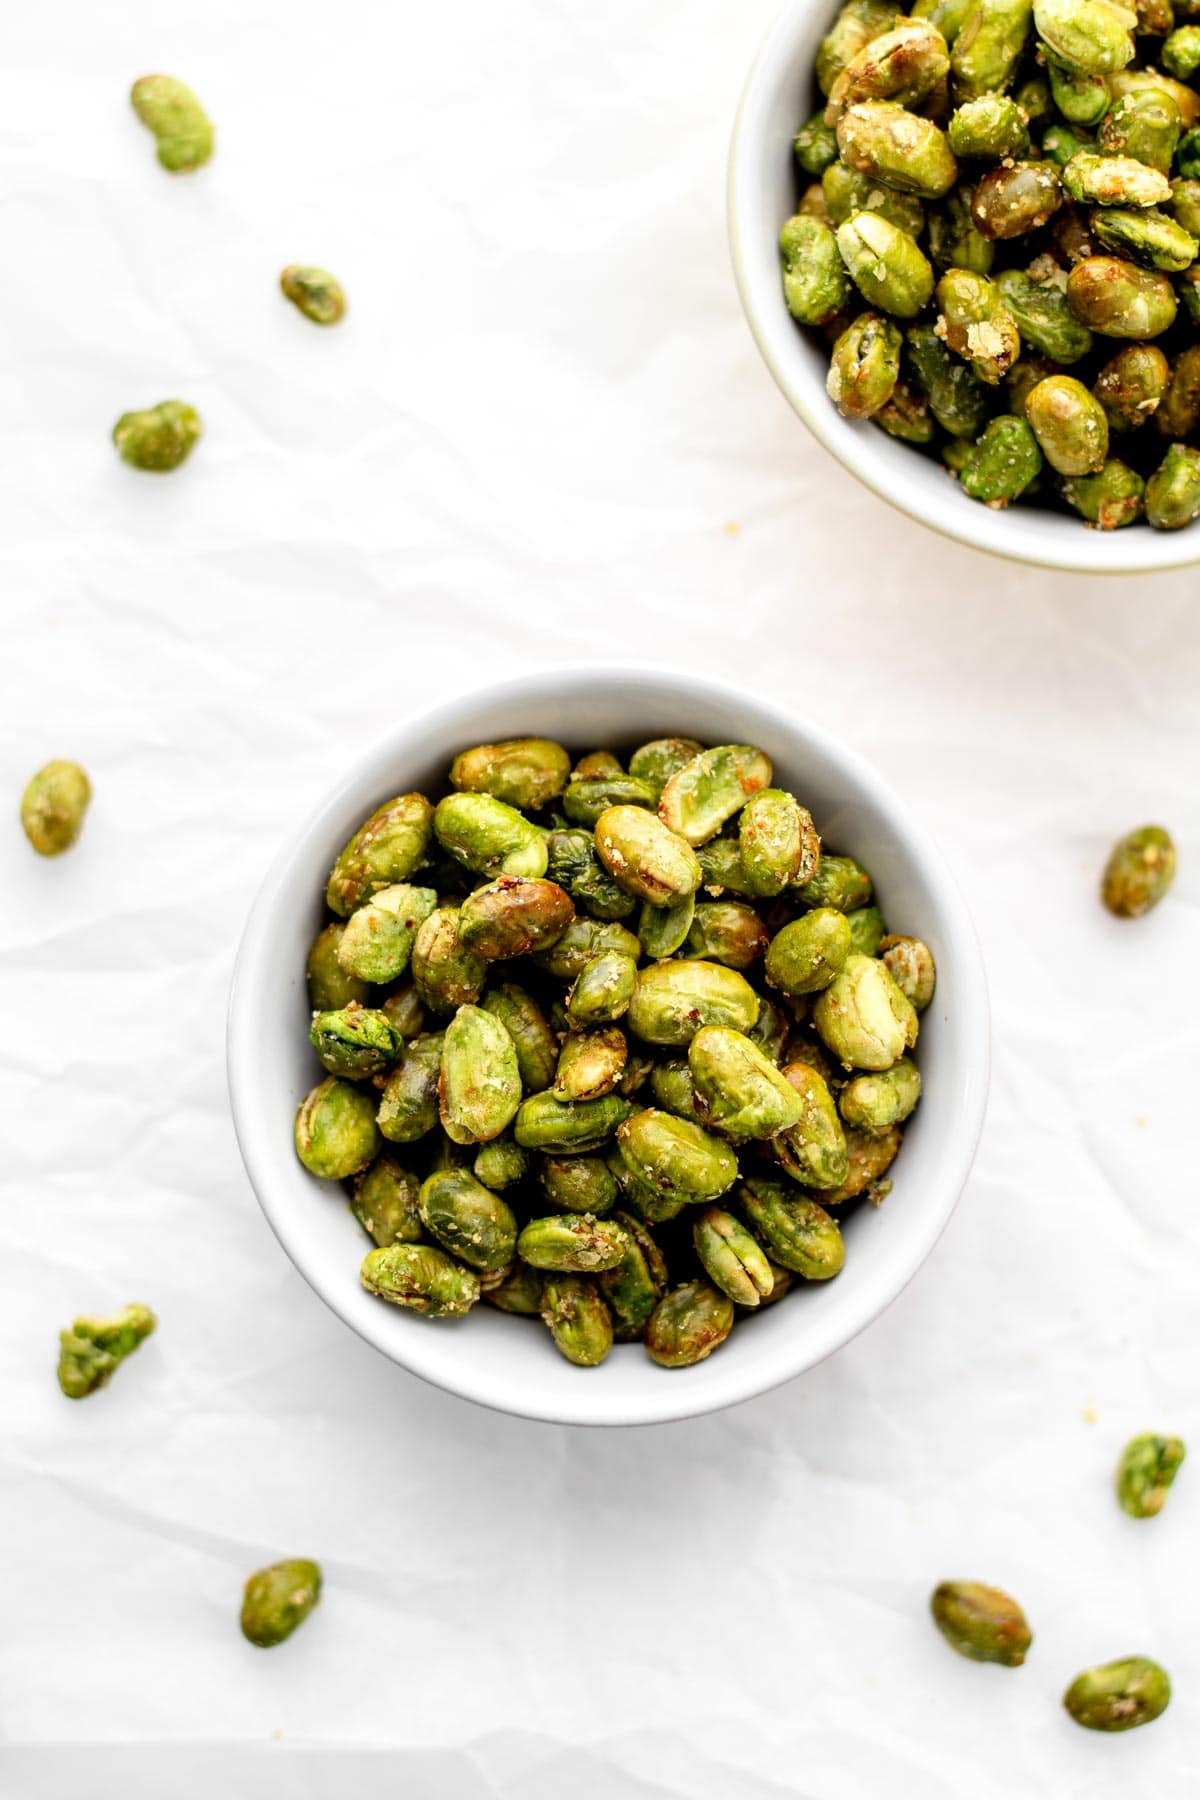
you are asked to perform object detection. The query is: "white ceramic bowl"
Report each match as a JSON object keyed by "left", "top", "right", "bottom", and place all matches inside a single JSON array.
[
  {"left": 728, "top": 0, "right": 1200, "bottom": 574},
  {"left": 227, "top": 667, "right": 989, "bottom": 1427}
]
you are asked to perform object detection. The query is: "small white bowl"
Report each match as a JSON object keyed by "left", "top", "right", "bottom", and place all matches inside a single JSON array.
[
  {"left": 727, "top": 0, "right": 1200, "bottom": 574},
  {"left": 227, "top": 667, "right": 989, "bottom": 1427}
]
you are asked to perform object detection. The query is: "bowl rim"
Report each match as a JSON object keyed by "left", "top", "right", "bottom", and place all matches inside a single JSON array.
[
  {"left": 227, "top": 663, "right": 991, "bottom": 1426},
  {"left": 726, "top": 0, "right": 1200, "bottom": 577}
]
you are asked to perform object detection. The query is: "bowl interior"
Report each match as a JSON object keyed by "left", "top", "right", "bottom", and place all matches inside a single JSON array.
[
  {"left": 228, "top": 668, "right": 989, "bottom": 1425},
  {"left": 727, "top": 0, "right": 1200, "bottom": 574}
]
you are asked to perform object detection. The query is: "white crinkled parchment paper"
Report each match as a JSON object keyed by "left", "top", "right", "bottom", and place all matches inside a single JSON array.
[{"left": 1, "top": 0, "right": 1198, "bottom": 1793}]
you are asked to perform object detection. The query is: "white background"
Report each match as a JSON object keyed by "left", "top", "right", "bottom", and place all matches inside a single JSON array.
[{"left": 4, "top": 1, "right": 1199, "bottom": 1793}]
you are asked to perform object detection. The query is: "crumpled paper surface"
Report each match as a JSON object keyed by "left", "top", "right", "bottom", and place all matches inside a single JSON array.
[{"left": 3, "top": 0, "right": 1199, "bottom": 1793}]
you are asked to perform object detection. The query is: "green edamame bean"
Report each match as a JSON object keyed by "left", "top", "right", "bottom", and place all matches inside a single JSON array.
[
  {"left": 281, "top": 267, "right": 346, "bottom": 325},
  {"left": 113, "top": 400, "right": 202, "bottom": 472},
  {"left": 781, "top": 214, "right": 854, "bottom": 326},
  {"left": 20, "top": 760, "right": 92, "bottom": 855},
  {"left": 960, "top": 415, "right": 1043, "bottom": 504},
  {"left": 1062, "top": 458, "right": 1145, "bottom": 527},
  {"left": 1025, "top": 374, "right": 1109, "bottom": 474},
  {"left": 994, "top": 269, "right": 1094, "bottom": 362},
  {"left": 1066, "top": 256, "right": 1177, "bottom": 336},
  {"left": 828, "top": 311, "right": 905, "bottom": 415},
  {"left": 130, "top": 75, "right": 214, "bottom": 172}
]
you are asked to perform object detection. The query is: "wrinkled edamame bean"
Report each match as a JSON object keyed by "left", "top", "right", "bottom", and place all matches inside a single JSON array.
[
  {"left": 795, "top": 113, "right": 840, "bottom": 175},
  {"left": 1093, "top": 341, "right": 1169, "bottom": 426},
  {"left": 960, "top": 415, "right": 1043, "bottom": 503},
  {"left": 878, "top": 935, "right": 937, "bottom": 1009},
  {"left": 377, "top": 1032, "right": 445, "bottom": 1142},
  {"left": 553, "top": 1026, "right": 627, "bottom": 1102},
  {"left": 935, "top": 270, "right": 1020, "bottom": 383},
  {"left": 1115, "top": 1431, "right": 1186, "bottom": 1515},
  {"left": 240, "top": 1560, "right": 321, "bottom": 1648},
  {"left": 1063, "top": 1657, "right": 1171, "bottom": 1730},
  {"left": 825, "top": 20, "right": 951, "bottom": 118},
  {"left": 419, "top": 1167, "right": 518, "bottom": 1272},
  {"left": 970, "top": 161, "right": 1063, "bottom": 239},
  {"left": 1062, "top": 151, "right": 1172, "bottom": 205},
  {"left": 458, "top": 876, "right": 574, "bottom": 959},
  {"left": 1155, "top": 343, "right": 1200, "bottom": 432},
  {"left": 823, "top": 1125, "right": 904, "bottom": 1206},
  {"left": 1066, "top": 256, "right": 1177, "bottom": 335},
  {"left": 130, "top": 74, "right": 213, "bottom": 172},
  {"left": 776, "top": 1060, "right": 850, "bottom": 1188},
  {"left": 765, "top": 908, "right": 853, "bottom": 994},
  {"left": 659, "top": 745, "right": 773, "bottom": 844},
  {"left": 295, "top": 1078, "right": 379, "bottom": 1178},
  {"left": 113, "top": 400, "right": 202, "bottom": 471},
  {"left": 739, "top": 789, "right": 820, "bottom": 894},
  {"left": 541, "top": 1277, "right": 614, "bottom": 1366},
  {"left": 307, "top": 925, "right": 369, "bottom": 1012},
  {"left": 828, "top": 311, "right": 905, "bottom": 415},
  {"left": 951, "top": 0, "right": 1034, "bottom": 99},
  {"left": 352, "top": 1156, "right": 423, "bottom": 1247},
  {"left": 689, "top": 1026, "right": 806, "bottom": 1139},
  {"left": 837, "top": 101, "right": 958, "bottom": 199},
  {"left": 813, "top": 954, "right": 919, "bottom": 1069},
  {"left": 693, "top": 1206, "right": 775, "bottom": 1306},
  {"left": 517, "top": 1214, "right": 629, "bottom": 1274},
  {"left": 57, "top": 1303, "right": 156, "bottom": 1399},
  {"left": 594, "top": 805, "right": 702, "bottom": 906},
  {"left": 336, "top": 884, "right": 437, "bottom": 984},
  {"left": 817, "top": 0, "right": 900, "bottom": 97},
  {"left": 361, "top": 1241, "right": 480, "bottom": 1316},
  {"left": 434, "top": 792, "right": 548, "bottom": 880},
  {"left": 948, "top": 93, "right": 1029, "bottom": 158},
  {"left": 823, "top": 161, "right": 929, "bottom": 234},
  {"left": 20, "top": 760, "right": 91, "bottom": 855},
  {"left": 1101, "top": 823, "right": 1177, "bottom": 913},
  {"left": 412, "top": 908, "right": 488, "bottom": 1013},
  {"left": 326, "top": 793, "right": 434, "bottom": 916},
  {"left": 1098, "top": 87, "right": 1181, "bottom": 172},
  {"left": 994, "top": 269, "right": 1094, "bottom": 362},
  {"left": 1034, "top": 0, "right": 1135, "bottom": 74},
  {"left": 839, "top": 1058, "right": 923, "bottom": 1132},
  {"left": 644, "top": 1282, "right": 735, "bottom": 1367},
  {"left": 1062, "top": 457, "right": 1145, "bottom": 525},
  {"left": 930, "top": 1581, "right": 1032, "bottom": 1664},
  {"left": 616, "top": 1108, "right": 740, "bottom": 1209},
  {"left": 907, "top": 322, "right": 990, "bottom": 434},
  {"left": 1164, "top": 23, "right": 1200, "bottom": 75},
  {"left": 686, "top": 900, "right": 770, "bottom": 969},
  {"left": 281, "top": 267, "right": 347, "bottom": 325},
  {"left": 310, "top": 1006, "right": 399, "bottom": 1080},
  {"left": 837, "top": 214, "right": 936, "bottom": 317},
  {"left": 739, "top": 1180, "right": 846, "bottom": 1279},
  {"left": 1145, "top": 441, "right": 1200, "bottom": 524},
  {"left": 628, "top": 958, "right": 760, "bottom": 1045},
  {"left": 781, "top": 214, "right": 854, "bottom": 325},
  {"left": 438, "top": 1004, "right": 522, "bottom": 1144},
  {"left": 513, "top": 1090, "right": 633, "bottom": 1154},
  {"left": 601, "top": 1211, "right": 668, "bottom": 1338}
]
